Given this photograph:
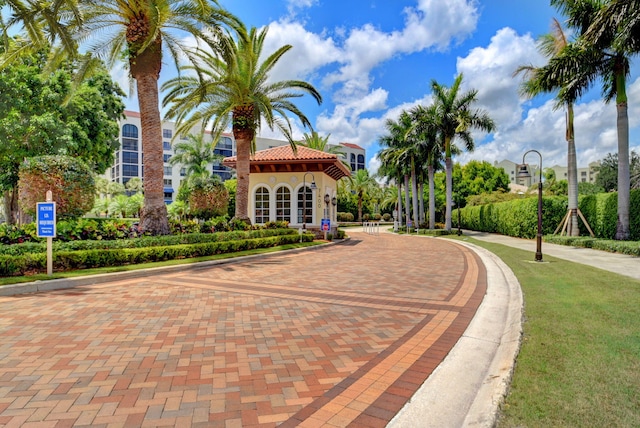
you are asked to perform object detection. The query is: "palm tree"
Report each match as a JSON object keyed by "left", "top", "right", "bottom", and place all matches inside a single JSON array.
[
  {"left": 299, "top": 131, "right": 344, "bottom": 155},
  {"left": 125, "top": 177, "right": 143, "bottom": 195},
  {"left": 431, "top": 74, "right": 495, "bottom": 230},
  {"left": 545, "top": 0, "right": 632, "bottom": 240},
  {"left": 409, "top": 104, "right": 444, "bottom": 230},
  {"left": 169, "top": 134, "right": 220, "bottom": 181},
  {"left": 162, "top": 24, "right": 322, "bottom": 224},
  {"left": 2, "top": 0, "right": 240, "bottom": 235},
  {"left": 514, "top": 18, "right": 583, "bottom": 236},
  {"left": 377, "top": 148, "right": 404, "bottom": 227},
  {"left": 347, "top": 169, "right": 377, "bottom": 222}
]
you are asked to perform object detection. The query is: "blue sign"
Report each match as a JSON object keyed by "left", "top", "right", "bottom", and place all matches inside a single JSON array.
[
  {"left": 37, "top": 202, "right": 56, "bottom": 238},
  {"left": 321, "top": 218, "right": 330, "bottom": 232}
]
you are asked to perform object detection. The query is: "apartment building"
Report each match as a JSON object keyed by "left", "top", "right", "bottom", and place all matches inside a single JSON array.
[
  {"left": 494, "top": 159, "right": 599, "bottom": 188},
  {"left": 107, "top": 111, "right": 366, "bottom": 203}
]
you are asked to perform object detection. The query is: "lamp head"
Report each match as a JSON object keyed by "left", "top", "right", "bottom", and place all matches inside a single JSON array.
[
  {"left": 324, "top": 194, "right": 330, "bottom": 204},
  {"left": 516, "top": 163, "right": 531, "bottom": 179},
  {"left": 310, "top": 181, "right": 317, "bottom": 190}
]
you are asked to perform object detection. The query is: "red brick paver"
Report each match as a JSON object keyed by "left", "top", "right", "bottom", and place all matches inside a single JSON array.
[{"left": 0, "top": 232, "right": 486, "bottom": 427}]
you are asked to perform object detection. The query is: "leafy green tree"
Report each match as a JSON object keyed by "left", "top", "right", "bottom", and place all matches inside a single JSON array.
[
  {"left": 162, "top": 24, "right": 322, "bottom": 224},
  {"left": 455, "top": 160, "right": 510, "bottom": 203},
  {"left": 125, "top": 177, "right": 143, "bottom": 195},
  {"left": 431, "top": 74, "right": 495, "bottom": 230},
  {"left": 2, "top": 0, "right": 240, "bottom": 235},
  {"left": 0, "top": 43, "right": 124, "bottom": 224},
  {"left": 595, "top": 151, "right": 640, "bottom": 192},
  {"left": 578, "top": 182, "right": 604, "bottom": 196}
]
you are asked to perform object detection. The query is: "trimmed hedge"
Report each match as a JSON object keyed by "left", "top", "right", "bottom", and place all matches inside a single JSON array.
[
  {"left": 0, "top": 232, "right": 311, "bottom": 276},
  {"left": 0, "top": 229, "right": 296, "bottom": 256},
  {"left": 457, "top": 189, "right": 640, "bottom": 241}
]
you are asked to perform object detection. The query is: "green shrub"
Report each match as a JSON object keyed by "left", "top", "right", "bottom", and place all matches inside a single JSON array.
[{"left": 337, "top": 212, "right": 354, "bottom": 222}]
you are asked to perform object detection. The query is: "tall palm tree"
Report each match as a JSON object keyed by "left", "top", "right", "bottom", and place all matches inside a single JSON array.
[
  {"left": 169, "top": 134, "right": 220, "bottom": 181},
  {"left": 548, "top": 0, "right": 632, "bottom": 240},
  {"left": 347, "top": 169, "right": 377, "bottom": 222},
  {"left": 162, "top": 24, "right": 322, "bottom": 223},
  {"left": 409, "top": 104, "right": 444, "bottom": 230},
  {"left": 431, "top": 74, "right": 495, "bottom": 230},
  {"left": 514, "top": 18, "right": 583, "bottom": 236},
  {"left": 377, "top": 148, "right": 404, "bottom": 227},
  {"left": 2, "top": 0, "right": 240, "bottom": 235}
]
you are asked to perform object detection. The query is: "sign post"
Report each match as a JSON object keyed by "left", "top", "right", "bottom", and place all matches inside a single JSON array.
[
  {"left": 37, "top": 191, "right": 56, "bottom": 275},
  {"left": 320, "top": 218, "right": 330, "bottom": 240}
]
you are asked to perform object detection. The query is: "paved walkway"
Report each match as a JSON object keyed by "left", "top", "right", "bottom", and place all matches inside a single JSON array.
[
  {"left": 0, "top": 231, "right": 520, "bottom": 427},
  {"left": 463, "top": 230, "right": 640, "bottom": 280}
]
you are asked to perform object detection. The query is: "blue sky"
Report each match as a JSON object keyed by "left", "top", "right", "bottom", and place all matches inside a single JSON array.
[{"left": 128, "top": 0, "right": 639, "bottom": 173}]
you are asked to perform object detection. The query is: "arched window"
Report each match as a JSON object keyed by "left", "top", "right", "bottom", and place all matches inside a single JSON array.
[
  {"left": 357, "top": 154, "right": 365, "bottom": 170},
  {"left": 275, "top": 187, "right": 291, "bottom": 222},
  {"left": 122, "top": 124, "right": 138, "bottom": 138},
  {"left": 350, "top": 153, "right": 356, "bottom": 172},
  {"left": 255, "top": 187, "right": 270, "bottom": 224},
  {"left": 297, "top": 186, "right": 313, "bottom": 224}
]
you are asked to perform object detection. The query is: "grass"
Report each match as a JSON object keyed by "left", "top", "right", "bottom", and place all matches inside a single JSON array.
[
  {"left": 447, "top": 236, "right": 640, "bottom": 427},
  {"left": 0, "top": 241, "right": 323, "bottom": 286}
]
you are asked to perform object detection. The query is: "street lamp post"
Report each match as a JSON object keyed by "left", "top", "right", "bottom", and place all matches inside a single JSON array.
[
  {"left": 302, "top": 172, "right": 317, "bottom": 234},
  {"left": 517, "top": 150, "right": 543, "bottom": 262}
]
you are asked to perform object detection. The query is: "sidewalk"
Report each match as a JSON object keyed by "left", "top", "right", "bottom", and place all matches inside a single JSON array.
[{"left": 462, "top": 230, "right": 640, "bottom": 281}]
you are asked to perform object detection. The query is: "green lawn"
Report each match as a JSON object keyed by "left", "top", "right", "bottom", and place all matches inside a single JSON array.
[{"left": 450, "top": 236, "right": 640, "bottom": 427}]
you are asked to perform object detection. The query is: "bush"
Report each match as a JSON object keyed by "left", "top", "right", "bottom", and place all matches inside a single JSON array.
[
  {"left": 382, "top": 213, "right": 391, "bottom": 221},
  {"left": 18, "top": 155, "right": 96, "bottom": 219},
  {"left": 337, "top": 212, "right": 354, "bottom": 222}
]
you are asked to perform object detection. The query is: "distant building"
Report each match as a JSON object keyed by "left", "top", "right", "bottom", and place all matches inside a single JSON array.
[
  {"left": 493, "top": 159, "right": 599, "bottom": 189},
  {"left": 107, "top": 111, "right": 366, "bottom": 203}
]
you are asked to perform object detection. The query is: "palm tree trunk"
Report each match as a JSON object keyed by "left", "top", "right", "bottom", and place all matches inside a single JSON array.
[
  {"left": 419, "top": 181, "right": 425, "bottom": 224},
  {"left": 445, "top": 157, "right": 452, "bottom": 230},
  {"left": 411, "top": 157, "right": 419, "bottom": 226},
  {"left": 566, "top": 103, "right": 579, "bottom": 236},
  {"left": 428, "top": 165, "right": 435, "bottom": 229},
  {"left": 136, "top": 73, "right": 170, "bottom": 235},
  {"left": 233, "top": 128, "right": 253, "bottom": 223},
  {"left": 396, "top": 176, "right": 403, "bottom": 227},
  {"left": 616, "top": 101, "right": 630, "bottom": 240},
  {"left": 404, "top": 174, "right": 411, "bottom": 227}
]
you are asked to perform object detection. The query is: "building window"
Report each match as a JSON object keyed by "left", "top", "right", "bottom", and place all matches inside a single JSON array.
[
  {"left": 350, "top": 153, "right": 356, "bottom": 172},
  {"left": 122, "top": 164, "right": 138, "bottom": 177},
  {"left": 163, "top": 141, "right": 171, "bottom": 150},
  {"left": 357, "top": 154, "right": 365, "bottom": 170},
  {"left": 217, "top": 136, "right": 233, "bottom": 150},
  {"left": 164, "top": 192, "right": 173, "bottom": 201},
  {"left": 163, "top": 179, "right": 172, "bottom": 186},
  {"left": 122, "top": 138, "right": 138, "bottom": 151},
  {"left": 162, "top": 129, "right": 172, "bottom": 139},
  {"left": 122, "top": 124, "right": 138, "bottom": 138},
  {"left": 180, "top": 168, "right": 186, "bottom": 177},
  {"left": 255, "top": 187, "right": 270, "bottom": 224},
  {"left": 581, "top": 171, "right": 587, "bottom": 176},
  {"left": 122, "top": 151, "right": 138, "bottom": 164},
  {"left": 164, "top": 166, "right": 172, "bottom": 176},
  {"left": 297, "top": 186, "right": 313, "bottom": 224},
  {"left": 163, "top": 154, "right": 171, "bottom": 163},
  {"left": 275, "top": 187, "right": 291, "bottom": 222}
]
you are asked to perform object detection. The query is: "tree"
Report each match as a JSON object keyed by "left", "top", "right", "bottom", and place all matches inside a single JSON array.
[
  {"left": 162, "top": 24, "right": 322, "bottom": 224},
  {"left": 595, "top": 151, "right": 640, "bottom": 192},
  {"left": 299, "top": 131, "right": 345, "bottom": 156},
  {"left": 431, "top": 74, "right": 495, "bottom": 230},
  {"left": 2, "top": 0, "right": 241, "bottom": 235},
  {"left": 347, "top": 169, "right": 377, "bottom": 222},
  {"left": 514, "top": 17, "right": 583, "bottom": 236},
  {"left": 125, "top": 177, "right": 143, "bottom": 195},
  {"left": 0, "top": 42, "right": 124, "bottom": 224},
  {"left": 549, "top": 0, "right": 633, "bottom": 239},
  {"left": 169, "top": 134, "right": 220, "bottom": 181}
]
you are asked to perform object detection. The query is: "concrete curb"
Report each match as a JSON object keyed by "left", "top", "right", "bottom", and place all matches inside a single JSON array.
[
  {"left": 0, "top": 241, "right": 339, "bottom": 297},
  {"left": 387, "top": 239, "right": 523, "bottom": 427}
]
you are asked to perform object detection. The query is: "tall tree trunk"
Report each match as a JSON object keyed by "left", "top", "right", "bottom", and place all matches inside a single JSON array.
[
  {"left": 445, "top": 156, "right": 452, "bottom": 231},
  {"left": 396, "top": 176, "right": 403, "bottom": 227},
  {"left": 404, "top": 174, "right": 410, "bottom": 227},
  {"left": 233, "top": 128, "right": 254, "bottom": 223},
  {"left": 428, "top": 165, "right": 435, "bottom": 230},
  {"left": 3, "top": 189, "right": 19, "bottom": 225},
  {"left": 131, "top": 39, "right": 170, "bottom": 236},
  {"left": 616, "top": 101, "right": 630, "bottom": 240},
  {"left": 419, "top": 181, "right": 425, "bottom": 224},
  {"left": 566, "top": 103, "right": 579, "bottom": 236},
  {"left": 411, "top": 157, "right": 419, "bottom": 226}
]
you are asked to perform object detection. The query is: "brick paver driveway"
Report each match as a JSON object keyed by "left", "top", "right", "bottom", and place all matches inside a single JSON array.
[{"left": 0, "top": 231, "right": 486, "bottom": 427}]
